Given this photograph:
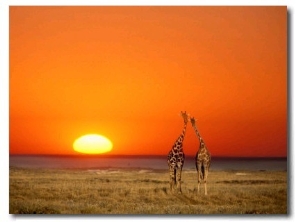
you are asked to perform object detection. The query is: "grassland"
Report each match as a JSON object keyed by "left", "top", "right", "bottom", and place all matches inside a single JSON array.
[{"left": 9, "top": 167, "right": 287, "bottom": 214}]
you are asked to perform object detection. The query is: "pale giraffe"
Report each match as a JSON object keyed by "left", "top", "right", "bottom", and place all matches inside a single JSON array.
[
  {"left": 190, "top": 117, "right": 211, "bottom": 195},
  {"left": 167, "top": 111, "right": 189, "bottom": 193}
]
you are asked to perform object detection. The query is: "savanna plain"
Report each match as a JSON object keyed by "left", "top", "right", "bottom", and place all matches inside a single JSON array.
[{"left": 9, "top": 167, "right": 287, "bottom": 214}]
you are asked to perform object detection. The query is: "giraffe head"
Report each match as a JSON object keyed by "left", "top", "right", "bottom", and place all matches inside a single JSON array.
[
  {"left": 190, "top": 116, "right": 197, "bottom": 126},
  {"left": 180, "top": 111, "right": 190, "bottom": 124}
]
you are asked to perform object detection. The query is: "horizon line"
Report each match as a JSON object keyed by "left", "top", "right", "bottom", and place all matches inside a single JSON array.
[{"left": 9, "top": 153, "right": 287, "bottom": 159}]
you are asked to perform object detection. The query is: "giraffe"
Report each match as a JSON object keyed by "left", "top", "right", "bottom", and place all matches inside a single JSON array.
[
  {"left": 167, "top": 111, "right": 189, "bottom": 193},
  {"left": 190, "top": 116, "right": 211, "bottom": 195}
]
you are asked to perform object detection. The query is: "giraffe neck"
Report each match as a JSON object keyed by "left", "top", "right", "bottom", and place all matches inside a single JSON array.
[
  {"left": 174, "top": 122, "right": 187, "bottom": 146},
  {"left": 180, "top": 122, "right": 187, "bottom": 140},
  {"left": 192, "top": 124, "right": 203, "bottom": 144}
]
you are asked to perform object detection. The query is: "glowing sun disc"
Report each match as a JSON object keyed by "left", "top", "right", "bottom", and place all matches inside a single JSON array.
[{"left": 73, "top": 134, "right": 113, "bottom": 154}]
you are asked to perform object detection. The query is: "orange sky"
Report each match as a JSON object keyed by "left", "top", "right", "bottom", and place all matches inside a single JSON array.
[{"left": 9, "top": 6, "right": 287, "bottom": 157}]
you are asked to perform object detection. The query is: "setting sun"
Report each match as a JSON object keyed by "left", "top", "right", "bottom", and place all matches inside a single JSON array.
[{"left": 73, "top": 134, "right": 113, "bottom": 154}]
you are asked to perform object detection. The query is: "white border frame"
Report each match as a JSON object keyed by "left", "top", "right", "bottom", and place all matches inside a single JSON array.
[{"left": 1, "top": 1, "right": 298, "bottom": 221}]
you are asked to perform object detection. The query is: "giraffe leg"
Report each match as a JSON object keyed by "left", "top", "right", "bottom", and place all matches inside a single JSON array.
[
  {"left": 204, "top": 166, "right": 209, "bottom": 195},
  {"left": 176, "top": 167, "right": 183, "bottom": 193},
  {"left": 169, "top": 167, "right": 176, "bottom": 192},
  {"left": 198, "top": 164, "right": 206, "bottom": 194},
  {"left": 197, "top": 165, "right": 201, "bottom": 193}
]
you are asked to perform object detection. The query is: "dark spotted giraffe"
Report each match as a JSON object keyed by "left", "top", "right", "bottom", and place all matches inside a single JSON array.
[
  {"left": 167, "top": 111, "right": 189, "bottom": 193},
  {"left": 190, "top": 116, "right": 211, "bottom": 195}
]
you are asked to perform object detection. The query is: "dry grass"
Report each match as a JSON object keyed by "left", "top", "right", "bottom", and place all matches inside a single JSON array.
[{"left": 9, "top": 167, "right": 287, "bottom": 214}]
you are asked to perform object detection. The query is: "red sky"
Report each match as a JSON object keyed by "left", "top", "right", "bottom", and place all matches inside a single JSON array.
[{"left": 9, "top": 6, "right": 287, "bottom": 157}]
